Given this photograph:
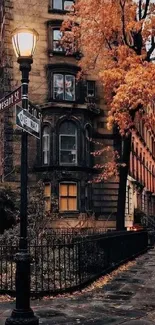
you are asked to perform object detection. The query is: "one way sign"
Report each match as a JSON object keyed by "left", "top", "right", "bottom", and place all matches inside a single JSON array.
[{"left": 16, "top": 105, "right": 41, "bottom": 139}]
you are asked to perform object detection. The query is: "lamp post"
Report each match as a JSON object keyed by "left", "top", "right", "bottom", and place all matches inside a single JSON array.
[{"left": 5, "top": 27, "right": 39, "bottom": 325}]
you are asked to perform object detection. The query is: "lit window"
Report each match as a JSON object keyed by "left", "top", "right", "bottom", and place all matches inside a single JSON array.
[
  {"left": 59, "top": 182, "right": 77, "bottom": 211},
  {"left": 53, "top": 0, "right": 74, "bottom": 11},
  {"left": 44, "top": 183, "right": 51, "bottom": 212},
  {"left": 42, "top": 126, "right": 50, "bottom": 165},
  {"left": 59, "top": 121, "right": 77, "bottom": 165},
  {"left": 53, "top": 74, "right": 75, "bottom": 101}
]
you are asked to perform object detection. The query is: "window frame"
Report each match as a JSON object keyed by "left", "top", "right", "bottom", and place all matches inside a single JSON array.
[
  {"left": 85, "top": 125, "right": 92, "bottom": 167},
  {"left": 52, "top": 72, "right": 76, "bottom": 102},
  {"left": 59, "top": 121, "right": 77, "bottom": 166},
  {"left": 42, "top": 126, "right": 50, "bottom": 165},
  {"left": 87, "top": 81, "right": 95, "bottom": 98},
  {"left": 52, "top": 28, "right": 63, "bottom": 53},
  {"left": 47, "top": 21, "right": 77, "bottom": 57},
  {"left": 59, "top": 182, "right": 78, "bottom": 212},
  {"left": 47, "top": 64, "right": 81, "bottom": 103},
  {"left": 49, "top": 0, "right": 74, "bottom": 14}
]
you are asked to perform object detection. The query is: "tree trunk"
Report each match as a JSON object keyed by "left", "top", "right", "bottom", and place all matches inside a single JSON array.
[{"left": 116, "top": 134, "right": 132, "bottom": 231}]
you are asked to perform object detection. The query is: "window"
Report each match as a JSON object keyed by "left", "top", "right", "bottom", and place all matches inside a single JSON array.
[
  {"left": 53, "top": 29, "right": 63, "bottom": 52},
  {"left": 86, "top": 128, "right": 91, "bottom": 165},
  {"left": 44, "top": 183, "right": 51, "bottom": 212},
  {"left": 59, "top": 121, "right": 77, "bottom": 165},
  {"left": 42, "top": 126, "right": 50, "bottom": 165},
  {"left": 125, "top": 185, "right": 132, "bottom": 215},
  {"left": 51, "top": 29, "right": 75, "bottom": 54},
  {"left": 53, "top": 0, "right": 74, "bottom": 11},
  {"left": 53, "top": 74, "right": 75, "bottom": 101},
  {"left": 59, "top": 182, "right": 77, "bottom": 211},
  {"left": 87, "top": 81, "right": 95, "bottom": 97}
]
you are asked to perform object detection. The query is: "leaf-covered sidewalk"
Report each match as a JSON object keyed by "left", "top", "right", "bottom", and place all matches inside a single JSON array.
[{"left": 1, "top": 249, "right": 155, "bottom": 324}]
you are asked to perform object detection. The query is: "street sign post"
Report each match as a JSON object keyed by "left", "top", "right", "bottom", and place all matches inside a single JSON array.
[
  {"left": 16, "top": 104, "right": 40, "bottom": 139},
  {"left": 0, "top": 86, "right": 22, "bottom": 112}
]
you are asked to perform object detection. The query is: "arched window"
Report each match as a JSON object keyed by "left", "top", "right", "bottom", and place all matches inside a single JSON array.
[
  {"left": 59, "top": 121, "right": 77, "bottom": 165},
  {"left": 85, "top": 126, "right": 91, "bottom": 166},
  {"left": 42, "top": 126, "right": 50, "bottom": 165}
]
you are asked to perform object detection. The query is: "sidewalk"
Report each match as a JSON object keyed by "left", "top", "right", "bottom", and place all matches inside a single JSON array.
[{"left": 1, "top": 249, "right": 155, "bottom": 324}]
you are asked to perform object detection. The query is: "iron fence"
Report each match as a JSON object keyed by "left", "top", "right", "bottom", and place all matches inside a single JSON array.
[{"left": 0, "top": 230, "right": 148, "bottom": 297}]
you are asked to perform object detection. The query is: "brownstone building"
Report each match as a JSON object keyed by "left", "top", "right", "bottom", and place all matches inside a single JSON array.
[{"left": 0, "top": 0, "right": 154, "bottom": 230}]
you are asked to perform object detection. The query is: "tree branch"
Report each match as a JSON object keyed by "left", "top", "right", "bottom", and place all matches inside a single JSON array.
[
  {"left": 145, "top": 36, "right": 155, "bottom": 61},
  {"left": 142, "top": 0, "right": 150, "bottom": 19},
  {"left": 139, "top": 0, "right": 142, "bottom": 20},
  {"left": 119, "top": 0, "right": 134, "bottom": 49}
]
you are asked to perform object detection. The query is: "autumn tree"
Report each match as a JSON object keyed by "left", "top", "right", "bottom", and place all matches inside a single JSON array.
[{"left": 63, "top": 0, "right": 155, "bottom": 230}]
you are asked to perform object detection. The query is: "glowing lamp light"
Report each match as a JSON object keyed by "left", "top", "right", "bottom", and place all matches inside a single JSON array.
[{"left": 12, "top": 28, "right": 39, "bottom": 58}]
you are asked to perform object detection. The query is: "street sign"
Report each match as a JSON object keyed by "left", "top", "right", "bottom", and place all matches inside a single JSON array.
[
  {"left": 16, "top": 105, "right": 40, "bottom": 139},
  {"left": 0, "top": 86, "right": 22, "bottom": 112}
]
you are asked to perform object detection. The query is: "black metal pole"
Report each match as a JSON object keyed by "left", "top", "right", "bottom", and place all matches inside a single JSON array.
[{"left": 5, "top": 58, "right": 39, "bottom": 325}]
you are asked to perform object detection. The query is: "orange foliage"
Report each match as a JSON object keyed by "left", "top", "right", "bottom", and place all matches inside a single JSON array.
[{"left": 64, "top": 0, "right": 155, "bottom": 135}]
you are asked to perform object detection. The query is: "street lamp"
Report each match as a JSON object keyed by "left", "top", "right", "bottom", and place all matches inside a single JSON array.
[{"left": 5, "top": 27, "right": 39, "bottom": 325}]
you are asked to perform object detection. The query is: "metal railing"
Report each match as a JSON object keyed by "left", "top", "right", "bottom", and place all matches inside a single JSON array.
[{"left": 0, "top": 230, "right": 148, "bottom": 297}]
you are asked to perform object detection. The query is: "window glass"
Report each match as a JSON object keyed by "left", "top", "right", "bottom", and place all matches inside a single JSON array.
[
  {"left": 65, "top": 75, "right": 75, "bottom": 101},
  {"left": 44, "top": 183, "right": 51, "bottom": 212},
  {"left": 87, "top": 81, "right": 95, "bottom": 97},
  {"left": 60, "top": 150, "right": 77, "bottom": 164},
  {"left": 42, "top": 127, "right": 50, "bottom": 165},
  {"left": 64, "top": 1, "right": 74, "bottom": 11},
  {"left": 60, "top": 184, "right": 68, "bottom": 196},
  {"left": 53, "top": 0, "right": 62, "bottom": 9},
  {"left": 59, "top": 121, "right": 77, "bottom": 165},
  {"left": 60, "top": 198, "right": 68, "bottom": 210},
  {"left": 53, "top": 74, "right": 64, "bottom": 100},
  {"left": 53, "top": 0, "right": 74, "bottom": 11},
  {"left": 86, "top": 128, "right": 90, "bottom": 165},
  {"left": 44, "top": 183, "right": 51, "bottom": 197},
  {"left": 69, "top": 184, "right": 77, "bottom": 196},
  {"left": 60, "top": 121, "right": 76, "bottom": 134},
  {"left": 53, "top": 30, "right": 63, "bottom": 52},
  {"left": 61, "top": 136, "right": 76, "bottom": 150},
  {"left": 53, "top": 74, "right": 75, "bottom": 101},
  {"left": 68, "top": 198, "right": 76, "bottom": 210},
  {"left": 59, "top": 183, "right": 77, "bottom": 211}
]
